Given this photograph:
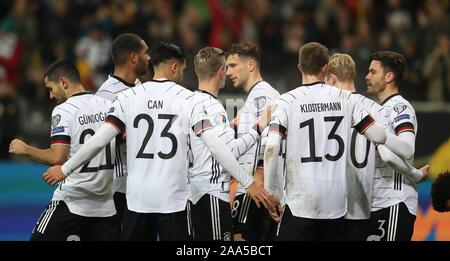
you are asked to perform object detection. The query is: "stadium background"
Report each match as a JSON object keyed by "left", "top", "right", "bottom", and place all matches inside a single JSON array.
[{"left": 0, "top": 0, "right": 449, "bottom": 240}]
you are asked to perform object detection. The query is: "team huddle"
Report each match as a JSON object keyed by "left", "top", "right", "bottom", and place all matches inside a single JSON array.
[{"left": 9, "top": 33, "right": 429, "bottom": 241}]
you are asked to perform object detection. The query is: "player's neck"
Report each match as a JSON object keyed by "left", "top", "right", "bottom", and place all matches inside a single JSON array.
[
  {"left": 67, "top": 84, "right": 87, "bottom": 98},
  {"left": 244, "top": 73, "right": 262, "bottom": 93},
  {"left": 114, "top": 67, "right": 137, "bottom": 85},
  {"left": 335, "top": 81, "right": 356, "bottom": 92},
  {"left": 302, "top": 74, "right": 323, "bottom": 85},
  {"left": 198, "top": 79, "right": 220, "bottom": 98},
  {"left": 378, "top": 85, "right": 399, "bottom": 103},
  {"left": 153, "top": 70, "right": 172, "bottom": 81}
]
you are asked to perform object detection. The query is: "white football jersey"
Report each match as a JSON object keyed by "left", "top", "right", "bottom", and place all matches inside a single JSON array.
[
  {"left": 345, "top": 95, "right": 388, "bottom": 220},
  {"left": 269, "top": 82, "right": 374, "bottom": 219},
  {"left": 189, "top": 91, "right": 258, "bottom": 204},
  {"left": 96, "top": 75, "right": 135, "bottom": 194},
  {"left": 235, "top": 81, "right": 279, "bottom": 195},
  {"left": 106, "top": 79, "right": 211, "bottom": 213},
  {"left": 51, "top": 93, "right": 116, "bottom": 217},
  {"left": 371, "top": 94, "right": 418, "bottom": 215}
]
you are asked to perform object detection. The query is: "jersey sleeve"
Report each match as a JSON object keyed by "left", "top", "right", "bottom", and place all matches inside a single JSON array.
[
  {"left": 268, "top": 96, "right": 289, "bottom": 138},
  {"left": 390, "top": 102, "right": 416, "bottom": 135},
  {"left": 105, "top": 94, "right": 127, "bottom": 138},
  {"left": 213, "top": 108, "right": 259, "bottom": 159},
  {"left": 50, "top": 107, "right": 72, "bottom": 146},
  {"left": 190, "top": 98, "right": 213, "bottom": 137},
  {"left": 350, "top": 94, "right": 374, "bottom": 134},
  {"left": 360, "top": 97, "right": 389, "bottom": 129},
  {"left": 256, "top": 127, "right": 269, "bottom": 168}
]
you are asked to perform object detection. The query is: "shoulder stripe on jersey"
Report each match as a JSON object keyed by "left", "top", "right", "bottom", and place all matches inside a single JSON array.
[
  {"left": 394, "top": 122, "right": 415, "bottom": 135},
  {"left": 192, "top": 119, "right": 213, "bottom": 136},
  {"left": 185, "top": 94, "right": 195, "bottom": 100},
  {"left": 113, "top": 87, "right": 129, "bottom": 94},
  {"left": 354, "top": 115, "right": 375, "bottom": 134},
  {"left": 285, "top": 93, "right": 297, "bottom": 100},
  {"left": 51, "top": 135, "right": 71, "bottom": 145},
  {"left": 269, "top": 123, "right": 287, "bottom": 137},
  {"left": 106, "top": 115, "right": 126, "bottom": 136},
  {"left": 279, "top": 97, "right": 290, "bottom": 104},
  {"left": 166, "top": 83, "right": 176, "bottom": 92},
  {"left": 97, "top": 89, "right": 115, "bottom": 94},
  {"left": 176, "top": 89, "right": 184, "bottom": 96},
  {"left": 65, "top": 102, "right": 80, "bottom": 109}
]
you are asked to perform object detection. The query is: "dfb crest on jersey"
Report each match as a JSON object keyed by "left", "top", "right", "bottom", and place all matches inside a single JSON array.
[
  {"left": 51, "top": 114, "right": 61, "bottom": 128},
  {"left": 254, "top": 96, "right": 267, "bottom": 110},
  {"left": 214, "top": 114, "right": 227, "bottom": 126},
  {"left": 223, "top": 232, "right": 232, "bottom": 241},
  {"left": 393, "top": 103, "right": 407, "bottom": 114}
]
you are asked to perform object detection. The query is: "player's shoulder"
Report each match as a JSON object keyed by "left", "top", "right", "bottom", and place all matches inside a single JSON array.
[
  {"left": 155, "top": 81, "right": 193, "bottom": 99},
  {"left": 383, "top": 94, "right": 415, "bottom": 114},
  {"left": 250, "top": 80, "right": 280, "bottom": 98},
  {"left": 278, "top": 89, "right": 300, "bottom": 103},
  {"left": 322, "top": 84, "right": 354, "bottom": 99},
  {"left": 193, "top": 90, "right": 221, "bottom": 105},
  {"left": 97, "top": 75, "right": 132, "bottom": 94}
]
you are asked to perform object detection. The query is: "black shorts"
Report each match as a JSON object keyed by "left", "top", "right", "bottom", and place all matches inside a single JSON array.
[
  {"left": 113, "top": 191, "right": 128, "bottom": 230},
  {"left": 231, "top": 193, "right": 274, "bottom": 240},
  {"left": 31, "top": 200, "right": 118, "bottom": 241},
  {"left": 367, "top": 202, "right": 416, "bottom": 241},
  {"left": 276, "top": 205, "right": 344, "bottom": 241},
  {"left": 343, "top": 219, "right": 370, "bottom": 241},
  {"left": 191, "top": 194, "right": 232, "bottom": 241},
  {"left": 119, "top": 201, "right": 193, "bottom": 241}
]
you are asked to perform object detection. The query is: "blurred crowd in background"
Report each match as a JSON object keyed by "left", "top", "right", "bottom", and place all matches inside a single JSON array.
[{"left": 0, "top": 0, "right": 449, "bottom": 159}]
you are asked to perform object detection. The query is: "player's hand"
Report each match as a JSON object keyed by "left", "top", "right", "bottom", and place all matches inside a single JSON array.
[
  {"left": 245, "top": 182, "right": 276, "bottom": 213},
  {"left": 418, "top": 164, "right": 430, "bottom": 183},
  {"left": 256, "top": 106, "right": 272, "bottom": 130},
  {"left": 43, "top": 165, "right": 65, "bottom": 185},
  {"left": 253, "top": 167, "right": 264, "bottom": 186},
  {"left": 9, "top": 139, "right": 29, "bottom": 155},
  {"left": 268, "top": 195, "right": 283, "bottom": 222}
]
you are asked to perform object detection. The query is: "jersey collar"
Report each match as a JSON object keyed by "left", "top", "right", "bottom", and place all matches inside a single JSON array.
[
  {"left": 111, "top": 74, "right": 135, "bottom": 87},
  {"left": 247, "top": 80, "right": 263, "bottom": 93},
  {"left": 71, "top": 91, "right": 90, "bottom": 97},
  {"left": 199, "top": 90, "right": 218, "bottom": 99},
  {"left": 151, "top": 78, "right": 172, "bottom": 83},
  {"left": 301, "top": 81, "right": 324, "bottom": 87},
  {"left": 381, "top": 93, "right": 400, "bottom": 106}
]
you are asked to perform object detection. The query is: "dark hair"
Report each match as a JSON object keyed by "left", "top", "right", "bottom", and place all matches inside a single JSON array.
[
  {"left": 111, "top": 33, "right": 143, "bottom": 66},
  {"left": 298, "top": 42, "right": 329, "bottom": 75},
  {"left": 151, "top": 42, "right": 185, "bottom": 66},
  {"left": 431, "top": 171, "right": 450, "bottom": 212},
  {"left": 44, "top": 59, "right": 81, "bottom": 84},
  {"left": 370, "top": 51, "right": 406, "bottom": 83},
  {"left": 226, "top": 42, "right": 260, "bottom": 66}
]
